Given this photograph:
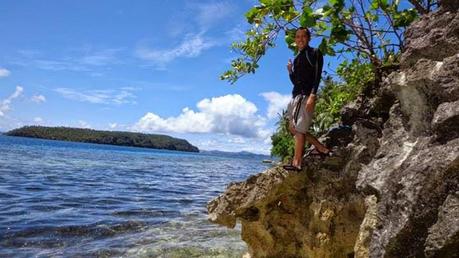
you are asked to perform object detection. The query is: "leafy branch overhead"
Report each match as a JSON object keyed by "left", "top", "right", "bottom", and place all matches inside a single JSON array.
[{"left": 221, "top": 0, "right": 435, "bottom": 84}]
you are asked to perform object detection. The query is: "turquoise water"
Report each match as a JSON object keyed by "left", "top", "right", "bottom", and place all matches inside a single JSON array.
[{"left": 0, "top": 135, "right": 271, "bottom": 257}]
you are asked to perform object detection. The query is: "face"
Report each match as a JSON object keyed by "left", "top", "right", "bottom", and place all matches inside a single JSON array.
[{"left": 295, "top": 29, "right": 310, "bottom": 50}]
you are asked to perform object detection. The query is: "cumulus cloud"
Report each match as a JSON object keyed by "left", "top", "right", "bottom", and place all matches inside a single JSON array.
[
  {"left": 55, "top": 87, "right": 136, "bottom": 105},
  {"left": 31, "top": 94, "right": 46, "bottom": 104},
  {"left": 34, "top": 117, "right": 43, "bottom": 123},
  {"left": 260, "top": 91, "right": 291, "bottom": 119},
  {"left": 133, "top": 94, "right": 269, "bottom": 139},
  {"left": 0, "top": 68, "right": 11, "bottom": 77},
  {"left": 135, "top": 33, "right": 215, "bottom": 66},
  {"left": 0, "top": 86, "right": 24, "bottom": 117}
]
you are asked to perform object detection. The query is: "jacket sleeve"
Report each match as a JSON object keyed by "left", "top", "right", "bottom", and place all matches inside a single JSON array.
[
  {"left": 311, "top": 49, "right": 323, "bottom": 95},
  {"left": 289, "top": 71, "right": 295, "bottom": 84}
]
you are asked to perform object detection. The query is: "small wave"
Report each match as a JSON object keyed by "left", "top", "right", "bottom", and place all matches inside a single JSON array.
[
  {"left": 127, "top": 245, "right": 246, "bottom": 258},
  {"left": 0, "top": 193, "right": 18, "bottom": 198},
  {"left": 112, "top": 209, "right": 180, "bottom": 218},
  {"left": 24, "top": 186, "right": 45, "bottom": 191},
  {"left": 1, "top": 220, "right": 147, "bottom": 247}
]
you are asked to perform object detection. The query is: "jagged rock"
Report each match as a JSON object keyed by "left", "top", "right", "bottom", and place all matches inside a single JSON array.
[
  {"left": 432, "top": 100, "right": 459, "bottom": 143},
  {"left": 424, "top": 192, "right": 459, "bottom": 258},
  {"left": 208, "top": 3, "right": 459, "bottom": 257},
  {"left": 441, "top": 0, "right": 459, "bottom": 11},
  {"left": 400, "top": 5, "right": 459, "bottom": 68},
  {"left": 208, "top": 155, "right": 366, "bottom": 258},
  {"left": 354, "top": 195, "right": 378, "bottom": 258}
]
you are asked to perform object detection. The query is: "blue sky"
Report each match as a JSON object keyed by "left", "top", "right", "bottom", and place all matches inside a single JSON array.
[{"left": 0, "top": 0, "right": 339, "bottom": 154}]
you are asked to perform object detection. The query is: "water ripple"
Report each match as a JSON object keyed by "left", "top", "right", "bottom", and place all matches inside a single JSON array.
[{"left": 0, "top": 135, "right": 272, "bottom": 256}]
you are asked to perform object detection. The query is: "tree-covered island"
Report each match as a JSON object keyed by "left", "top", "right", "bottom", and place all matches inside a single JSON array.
[{"left": 5, "top": 126, "right": 199, "bottom": 152}]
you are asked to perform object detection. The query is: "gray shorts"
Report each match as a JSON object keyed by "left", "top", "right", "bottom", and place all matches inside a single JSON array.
[{"left": 287, "top": 95, "right": 314, "bottom": 134}]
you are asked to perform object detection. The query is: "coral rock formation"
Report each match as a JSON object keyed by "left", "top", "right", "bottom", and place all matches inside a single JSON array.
[{"left": 208, "top": 2, "right": 458, "bottom": 257}]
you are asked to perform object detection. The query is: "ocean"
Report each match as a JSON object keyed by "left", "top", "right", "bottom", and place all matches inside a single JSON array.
[{"left": 0, "top": 135, "right": 271, "bottom": 257}]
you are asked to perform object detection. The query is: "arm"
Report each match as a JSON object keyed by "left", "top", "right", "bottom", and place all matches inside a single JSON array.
[
  {"left": 311, "top": 49, "right": 323, "bottom": 95},
  {"left": 287, "top": 59, "right": 294, "bottom": 84},
  {"left": 306, "top": 49, "right": 323, "bottom": 112}
]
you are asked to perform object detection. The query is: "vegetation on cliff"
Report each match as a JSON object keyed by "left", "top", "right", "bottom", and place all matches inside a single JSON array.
[{"left": 6, "top": 126, "right": 199, "bottom": 152}]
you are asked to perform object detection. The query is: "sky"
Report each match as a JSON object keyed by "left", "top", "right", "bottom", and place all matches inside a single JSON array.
[{"left": 0, "top": 0, "right": 339, "bottom": 154}]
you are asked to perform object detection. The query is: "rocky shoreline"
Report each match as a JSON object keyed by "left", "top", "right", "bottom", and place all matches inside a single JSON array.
[{"left": 207, "top": 1, "right": 459, "bottom": 257}]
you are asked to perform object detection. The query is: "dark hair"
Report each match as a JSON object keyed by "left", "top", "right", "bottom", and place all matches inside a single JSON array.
[{"left": 296, "top": 26, "right": 311, "bottom": 38}]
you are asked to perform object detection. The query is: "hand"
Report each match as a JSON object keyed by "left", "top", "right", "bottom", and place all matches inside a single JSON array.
[
  {"left": 306, "top": 94, "right": 316, "bottom": 113},
  {"left": 287, "top": 59, "right": 293, "bottom": 74}
]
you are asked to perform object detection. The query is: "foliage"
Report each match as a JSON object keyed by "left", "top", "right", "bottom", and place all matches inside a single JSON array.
[
  {"left": 6, "top": 126, "right": 199, "bottom": 152},
  {"left": 270, "top": 110, "right": 295, "bottom": 160},
  {"left": 220, "top": 0, "right": 430, "bottom": 83},
  {"left": 312, "top": 59, "right": 374, "bottom": 133}
]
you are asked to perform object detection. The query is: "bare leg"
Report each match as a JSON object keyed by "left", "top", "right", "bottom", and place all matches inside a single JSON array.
[
  {"left": 305, "top": 132, "right": 330, "bottom": 153},
  {"left": 293, "top": 133, "right": 305, "bottom": 167}
]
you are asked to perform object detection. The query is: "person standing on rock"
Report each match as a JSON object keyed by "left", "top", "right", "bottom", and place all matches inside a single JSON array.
[{"left": 283, "top": 27, "right": 332, "bottom": 171}]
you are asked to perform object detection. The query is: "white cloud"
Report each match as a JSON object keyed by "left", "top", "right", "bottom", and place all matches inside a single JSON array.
[
  {"left": 133, "top": 94, "right": 270, "bottom": 139},
  {"left": 12, "top": 48, "right": 122, "bottom": 73},
  {"left": 179, "top": 133, "right": 272, "bottom": 155},
  {"left": 260, "top": 91, "right": 291, "bottom": 119},
  {"left": 54, "top": 87, "right": 136, "bottom": 105},
  {"left": 191, "top": 2, "right": 235, "bottom": 29},
  {"left": 78, "top": 120, "right": 91, "bottom": 128},
  {"left": 0, "top": 86, "right": 24, "bottom": 117},
  {"left": 228, "top": 137, "right": 246, "bottom": 144},
  {"left": 225, "top": 26, "right": 246, "bottom": 42},
  {"left": 0, "top": 68, "right": 11, "bottom": 78},
  {"left": 109, "top": 123, "right": 118, "bottom": 129},
  {"left": 20, "top": 59, "right": 90, "bottom": 72},
  {"left": 31, "top": 94, "right": 46, "bottom": 104},
  {"left": 33, "top": 117, "right": 43, "bottom": 123},
  {"left": 135, "top": 33, "right": 215, "bottom": 66},
  {"left": 80, "top": 48, "right": 122, "bottom": 66}
]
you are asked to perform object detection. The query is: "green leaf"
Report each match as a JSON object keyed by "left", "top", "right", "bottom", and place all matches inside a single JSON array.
[
  {"left": 370, "top": 0, "right": 378, "bottom": 10},
  {"left": 245, "top": 7, "right": 259, "bottom": 24},
  {"left": 300, "top": 6, "right": 315, "bottom": 27}
]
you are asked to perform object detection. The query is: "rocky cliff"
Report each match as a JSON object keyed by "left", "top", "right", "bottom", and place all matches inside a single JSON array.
[{"left": 207, "top": 1, "right": 459, "bottom": 257}]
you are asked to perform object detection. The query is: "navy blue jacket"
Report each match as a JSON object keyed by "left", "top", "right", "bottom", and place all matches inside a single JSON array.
[{"left": 289, "top": 46, "right": 323, "bottom": 97}]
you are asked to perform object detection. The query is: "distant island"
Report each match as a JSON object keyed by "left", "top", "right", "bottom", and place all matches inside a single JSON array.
[
  {"left": 5, "top": 126, "right": 199, "bottom": 152},
  {"left": 201, "top": 150, "right": 271, "bottom": 159}
]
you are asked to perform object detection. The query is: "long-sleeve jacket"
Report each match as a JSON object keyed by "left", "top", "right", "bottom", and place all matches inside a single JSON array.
[{"left": 289, "top": 46, "right": 323, "bottom": 97}]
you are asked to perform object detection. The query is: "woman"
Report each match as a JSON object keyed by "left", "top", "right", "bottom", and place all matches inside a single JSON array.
[{"left": 283, "top": 27, "right": 332, "bottom": 171}]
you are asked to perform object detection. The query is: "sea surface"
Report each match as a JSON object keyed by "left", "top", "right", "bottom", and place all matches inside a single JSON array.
[{"left": 0, "top": 135, "right": 272, "bottom": 257}]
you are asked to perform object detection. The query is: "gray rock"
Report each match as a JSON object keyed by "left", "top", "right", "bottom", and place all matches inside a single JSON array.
[
  {"left": 401, "top": 10, "right": 459, "bottom": 68},
  {"left": 207, "top": 4, "right": 459, "bottom": 258},
  {"left": 425, "top": 193, "right": 459, "bottom": 258},
  {"left": 432, "top": 100, "right": 459, "bottom": 143}
]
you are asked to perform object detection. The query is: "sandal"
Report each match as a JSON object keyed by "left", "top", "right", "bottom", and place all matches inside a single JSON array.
[
  {"left": 306, "top": 147, "right": 334, "bottom": 158},
  {"left": 282, "top": 164, "right": 302, "bottom": 171}
]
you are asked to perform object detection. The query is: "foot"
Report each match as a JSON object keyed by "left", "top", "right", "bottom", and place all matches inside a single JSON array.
[
  {"left": 282, "top": 164, "right": 302, "bottom": 171},
  {"left": 306, "top": 147, "right": 333, "bottom": 157}
]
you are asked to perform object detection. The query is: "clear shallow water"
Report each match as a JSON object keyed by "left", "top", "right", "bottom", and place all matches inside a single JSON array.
[{"left": 0, "top": 135, "right": 271, "bottom": 257}]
